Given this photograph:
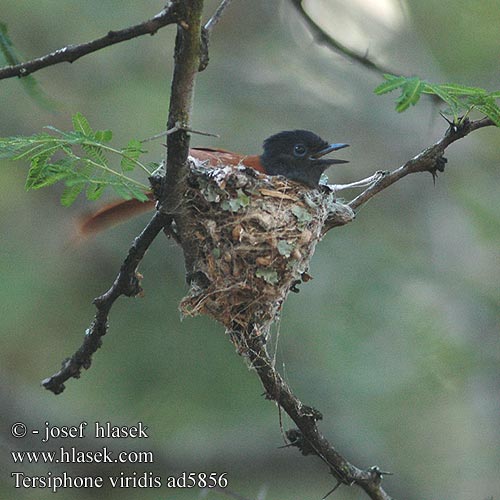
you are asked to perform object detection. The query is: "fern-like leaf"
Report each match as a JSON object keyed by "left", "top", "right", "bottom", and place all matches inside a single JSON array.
[
  {"left": 121, "top": 139, "right": 143, "bottom": 172},
  {"left": 375, "top": 74, "right": 500, "bottom": 125},
  {"left": 0, "top": 113, "right": 150, "bottom": 206},
  {"left": 395, "top": 77, "right": 424, "bottom": 112}
]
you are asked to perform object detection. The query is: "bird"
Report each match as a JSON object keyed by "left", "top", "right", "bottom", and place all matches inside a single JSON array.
[{"left": 79, "top": 130, "right": 349, "bottom": 236}]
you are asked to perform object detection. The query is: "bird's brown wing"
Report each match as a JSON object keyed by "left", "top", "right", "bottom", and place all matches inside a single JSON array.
[{"left": 190, "top": 147, "right": 264, "bottom": 172}]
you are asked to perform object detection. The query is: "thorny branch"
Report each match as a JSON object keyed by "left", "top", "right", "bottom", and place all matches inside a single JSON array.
[
  {"left": 323, "top": 117, "right": 495, "bottom": 232},
  {"left": 246, "top": 334, "right": 393, "bottom": 500},
  {"left": 0, "top": 3, "right": 182, "bottom": 80},
  {"left": 348, "top": 117, "right": 494, "bottom": 210}
]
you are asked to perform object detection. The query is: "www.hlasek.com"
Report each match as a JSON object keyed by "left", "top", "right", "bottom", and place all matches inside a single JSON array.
[{"left": 10, "top": 420, "right": 228, "bottom": 493}]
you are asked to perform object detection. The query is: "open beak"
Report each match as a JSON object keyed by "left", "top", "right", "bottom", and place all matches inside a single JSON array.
[{"left": 312, "top": 143, "right": 350, "bottom": 165}]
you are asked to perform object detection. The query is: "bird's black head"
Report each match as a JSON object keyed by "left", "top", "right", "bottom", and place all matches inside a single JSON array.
[{"left": 259, "top": 130, "right": 349, "bottom": 187}]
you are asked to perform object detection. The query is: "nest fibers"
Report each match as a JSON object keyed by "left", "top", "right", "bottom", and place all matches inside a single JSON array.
[{"left": 176, "top": 158, "right": 354, "bottom": 350}]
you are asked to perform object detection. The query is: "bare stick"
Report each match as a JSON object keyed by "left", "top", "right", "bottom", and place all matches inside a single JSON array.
[
  {"left": 0, "top": 4, "right": 182, "bottom": 80},
  {"left": 289, "top": 0, "right": 396, "bottom": 75},
  {"left": 141, "top": 125, "right": 219, "bottom": 143},
  {"left": 205, "top": 0, "right": 233, "bottom": 32}
]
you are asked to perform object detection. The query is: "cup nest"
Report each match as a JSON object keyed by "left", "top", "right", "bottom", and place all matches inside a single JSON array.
[{"left": 176, "top": 158, "right": 354, "bottom": 350}]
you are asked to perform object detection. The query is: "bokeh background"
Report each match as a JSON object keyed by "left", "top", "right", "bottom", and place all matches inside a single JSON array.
[{"left": 1, "top": 1, "right": 499, "bottom": 499}]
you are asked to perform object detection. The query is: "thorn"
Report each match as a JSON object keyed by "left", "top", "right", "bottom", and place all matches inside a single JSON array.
[
  {"left": 439, "top": 111, "right": 459, "bottom": 133},
  {"left": 431, "top": 170, "right": 437, "bottom": 186},
  {"left": 277, "top": 443, "right": 295, "bottom": 449},
  {"left": 322, "top": 481, "right": 342, "bottom": 499},
  {"left": 156, "top": 122, "right": 220, "bottom": 143},
  {"left": 369, "top": 465, "right": 394, "bottom": 478},
  {"left": 439, "top": 111, "right": 453, "bottom": 125}
]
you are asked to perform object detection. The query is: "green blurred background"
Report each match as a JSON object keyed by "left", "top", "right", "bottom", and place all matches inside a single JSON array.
[{"left": 1, "top": 1, "right": 499, "bottom": 499}]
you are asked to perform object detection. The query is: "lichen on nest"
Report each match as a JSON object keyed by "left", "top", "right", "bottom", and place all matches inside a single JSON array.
[{"left": 176, "top": 158, "right": 354, "bottom": 350}]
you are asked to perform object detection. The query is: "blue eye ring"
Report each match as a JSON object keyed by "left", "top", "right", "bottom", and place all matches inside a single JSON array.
[{"left": 293, "top": 144, "right": 307, "bottom": 157}]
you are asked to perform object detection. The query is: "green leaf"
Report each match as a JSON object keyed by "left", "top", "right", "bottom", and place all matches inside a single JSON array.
[
  {"left": 121, "top": 139, "right": 143, "bottom": 172},
  {"left": 125, "top": 185, "right": 149, "bottom": 202},
  {"left": 71, "top": 114, "right": 109, "bottom": 166},
  {"left": 0, "top": 22, "right": 17, "bottom": 66},
  {"left": 26, "top": 156, "right": 74, "bottom": 190},
  {"left": 111, "top": 183, "right": 134, "bottom": 200},
  {"left": 473, "top": 102, "right": 500, "bottom": 127},
  {"left": 111, "top": 182, "right": 149, "bottom": 202},
  {"left": 95, "top": 130, "right": 113, "bottom": 142},
  {"left": 373, "top": 74, "right": 408, "bottom": 95},
  {"left": 422, "top": 83, "right": 456, "bottom": 106},
  {"left": 395, "top": 77, "right": 424, "bottom": 112},
  {"left": 61, "top": 182, "right": 85, "bottom": 207},
  {"left": 72, "top": 112, "right": 94, "bottom": 137},
  {"left": 1, "top": 116, "right": 151, "bottom": 206},
  {"left": 86, "top": 182, "right": 107, "bottom": 201},
  {"left": 81, "top": 142, "right": 107, "bottom": 167},
  {"left": 438, "top": 83, "right": 487, "bottom": 96},
  {"left": 85, "top": 172, "right": 110, "bottom": 201},
  {"left": 374, "top": 74, "right": 499, "bottom": 124},
  {"left": 0, "top": 22, "right": 56, "bottom": 110}
]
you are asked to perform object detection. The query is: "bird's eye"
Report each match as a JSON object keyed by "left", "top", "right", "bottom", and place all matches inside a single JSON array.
[{"left": 293, "top": 144, "right": 307, "bottom": 157}]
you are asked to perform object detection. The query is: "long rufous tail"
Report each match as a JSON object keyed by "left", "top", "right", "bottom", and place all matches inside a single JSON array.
[{"left": 78, "top": 194, "right": 155, "bottom": 237}]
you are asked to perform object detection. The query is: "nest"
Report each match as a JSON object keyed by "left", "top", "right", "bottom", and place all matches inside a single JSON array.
[{"left": 176, "top": 159, "right": 354, "bottom": 350}]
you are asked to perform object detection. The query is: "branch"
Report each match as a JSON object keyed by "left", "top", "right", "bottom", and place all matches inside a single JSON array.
[
  {"left": 42, "top": 211, "right": 170, "bottom": 394},
  {"left": 246, "top": 334, "right": 393, "bottom": 500},
  {"left": 204, "top": 0, "right": 233, "bottom": 33},
  {"left": 0, "top": 3, "right": 182, "bottom": 80},
  {"left": 348, "top": 117, "right": 495, "bottom": 211},
  {"left": 161, "top": 0, "right": 205, "bottom": 212},
  {"left": 42, "top": 0, "right": 210, "bottom": 394},
  {"left": 289, "top": 0, "right": 396, "bottom": 75}
]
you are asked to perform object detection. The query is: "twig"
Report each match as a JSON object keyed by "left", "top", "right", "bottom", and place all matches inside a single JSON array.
[
  {"left": 42, "top": 211, "right": 170, "bottom": 394},
  {"left": 289, "top": 0, "right": 396, "bottom": 75},
  {"left": 322, "top": 481, "right": 342, "bottom": 499},
  {"left": 204, "top": 0, "right": 234, "bottom": 33},
  {"left": 245, "top": 333, "right": 394, "bottom": 500},
  {"left": 141, "top": 125, "right": 219, "bottom": 143},
  {"left": 329, "top": 171, "right": 386, "bottom": 192},
  {"left": 198, "top": 0, "right": 233, "bottom": 71},
  {"left": 0, "top": 3, "right": 182, "bottom": 80},
  {"left": 348, "top": 117, "right": 495, "bottom": 211}
]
